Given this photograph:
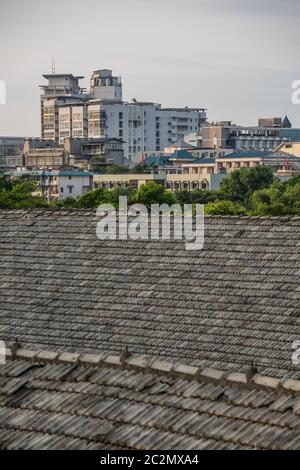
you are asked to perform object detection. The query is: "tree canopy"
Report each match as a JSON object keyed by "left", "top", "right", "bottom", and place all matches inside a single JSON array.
[
  {"left": 1, "top": 166, "right": 300, "bottom": 216},
  {"left": 136, "top": 181, "right": 177, "bottom": 207},
  {"left": 0, "top": 179, "right": 48, "bottom": 209},
  {"left": 220, "top": 166, "right": 274, "bottom": 204}
]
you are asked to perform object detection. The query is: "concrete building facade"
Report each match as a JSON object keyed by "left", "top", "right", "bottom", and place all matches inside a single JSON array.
[
  {"left": 93, "top": 171, "right": 226, "bottom": 192},
  {"left": 201, "top": 124, "right": 284, "bottom": 151},
  {"left": 181, "top": 150, "right": 300, "bottom": 176},
  {"left": 0, "top": 137, "right": 25, "bottom": 156},
  {"left": 275, "top": 141, "right": 300, "bottom": 157},
  {"left": 40, "top": 73, "right": 90, "bottom": 142},
  {"left": 23, "top": 137, "right": 125, "bottom": 170},
  {"left": 40, "top": 69, "right": 207, "bottom": 162}
]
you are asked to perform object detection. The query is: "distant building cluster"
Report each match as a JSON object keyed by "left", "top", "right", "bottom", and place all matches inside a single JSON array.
[{"left": 2, "top": 67, "right": 300, "bottom": 198}]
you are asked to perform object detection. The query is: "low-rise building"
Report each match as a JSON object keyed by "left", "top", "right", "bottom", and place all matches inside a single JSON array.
[
  {"left": 0, "top": 136, "right": 25, "bottom": 156},
  {"left": 93, "top": 170, "right": 226, "bottom": 191},
  {"left": 274, "top": 141, "right": 300, "bottom": 157},
  {"left": 201, "top": 117, "right": 298, "bottom": 152},
  {"left": 96, "top": 150, "right": 300, "bottom": 194},
  {"left": 164, "top": 172, "right": 226, "bottom": 191},
  {"left": 93, "top": 173, "right": 165, "bottom": 189},
  {"left": 215, "top": 150, "right": 300, "bottom": 174},
  {"left": 8, "top": 166, "right": 92, "bottom": 201},
  {"left": 25, "top": 147, "right": 66, "bottom": 169},
  {"left": 0, "top": 136, "right": 27, "bottom": 169},
  {"left": 202, "top": 123, "right": 283, "bottom": 151},
  {"left": 66, "top": 137, "right": 126, "bottom": 168},
  {"left": 23, "top": 137, "right": 126, "bottom": 170},
  {"left": 0, "top": 154, "right": 23, "bottom": 168},
  {"left": 143, "top": 147, "right": 232, "bottom": 168},
  {"left": 181, "top": 150, "right": 300, "bottom": 176}
]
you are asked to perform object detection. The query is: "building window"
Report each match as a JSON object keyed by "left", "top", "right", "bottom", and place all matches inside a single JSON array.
[
  {"left": 60, "top": 187, "right": 64, "bottom": 193},
  {"left": 68, "top": 185, "right": 73, "bottom": 194}
]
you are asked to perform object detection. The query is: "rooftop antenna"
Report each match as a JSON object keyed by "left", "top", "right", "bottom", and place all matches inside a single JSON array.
[{"left": 51, "top": 58, "right": 56, "bottom": 75}]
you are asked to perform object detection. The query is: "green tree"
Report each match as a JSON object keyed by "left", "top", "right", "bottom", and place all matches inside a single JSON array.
[
  {"left": 90, "top": 164, "right": 131, "bottom": 175},
  {"left": 205, "top": 200, "right": 247, "bottom": 215},
  {"left": 176, "top": 189, "right": 222, "bottom": 205},
  {"left": 250, "top": 178, "right": 300, "bottom": 215},
  {"left": 130, "top": 164, "right": 144, "bottom": 174},
  {"left": 76, "top": 186, "right": 137, "bottom": 208},
  {"left": 220, "top": 166, "right": 274, "bottom": 204},
  {"left": 0, "top": 180, "right": 49, "bottom": 209},
  {"left": 105, "top": 165, "right": 130, "bottom": 174},
  {"left": 54, "top": 197, "right": 79, "bottom": 208},
  {"left": 77, "top": 188, "right": 112, "bottom": 208},
  {"left": 136, "top": 181, "right": 177, "bottom": 206},
  {"left": 10, "top": 180, "right": 37, "bottom": 194},
  {"left": 105, "top": 187, "right": 137, "bottom": 207},
  {"left": 0, "top": 175, "right": 13, "bottom": 191}
]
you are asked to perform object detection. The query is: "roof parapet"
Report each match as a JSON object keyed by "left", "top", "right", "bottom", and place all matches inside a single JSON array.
[{"left": 5, "top": 347, "right": 300, "bottom": 396}]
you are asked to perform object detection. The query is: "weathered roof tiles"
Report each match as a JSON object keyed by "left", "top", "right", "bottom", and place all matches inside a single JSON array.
[
  {"left": 1, "top": 210, "right": 300, "bottom": 378},
  {"left": 1, "top": 348, "right": 300, "bottom": 450}
]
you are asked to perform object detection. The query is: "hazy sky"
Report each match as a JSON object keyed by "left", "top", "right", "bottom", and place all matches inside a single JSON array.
[{"left": 1, "top": 0, "right": 300, "bottom": 136}]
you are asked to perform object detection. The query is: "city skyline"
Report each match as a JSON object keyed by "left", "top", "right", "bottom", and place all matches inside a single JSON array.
[{"left": 1, "top": 0, "right": 300, "bottom": 136}]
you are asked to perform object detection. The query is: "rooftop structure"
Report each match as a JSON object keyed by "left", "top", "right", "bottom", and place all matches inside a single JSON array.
[
  {"left": 90, "top": 69, "right": 122, "bottom": 101},
  {"left": 258, "top": 116, "right": 291, "bottom": 128},
  {"left": 40, "top": 74, "right": 86, "bottom": 98}
]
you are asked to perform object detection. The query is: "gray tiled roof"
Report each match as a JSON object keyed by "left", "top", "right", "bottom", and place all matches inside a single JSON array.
[
  {"left": 1, "top": 348, "right": 300, "bottom": 450},
  {"left": 1, "top": 209, "right": 300, "bottom": 378}
]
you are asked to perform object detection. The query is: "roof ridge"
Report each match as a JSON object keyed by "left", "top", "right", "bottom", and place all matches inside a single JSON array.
[
  {"left": 1, "top": 208, "right": 300, "bottom": 221},
  {"left": 5, "top": 347, "right": 300, "bottom": 395}
]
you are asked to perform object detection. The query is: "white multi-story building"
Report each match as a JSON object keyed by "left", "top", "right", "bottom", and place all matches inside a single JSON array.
[
  {"left": 40, "top": 69, "right": 207, "bottom": 161},
  {"left": 9, "top": 168, "right": 93, "bottom": 201}
]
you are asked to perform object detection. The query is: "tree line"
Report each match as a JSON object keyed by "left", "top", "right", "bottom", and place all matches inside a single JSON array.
[{"left": 1, "top": 166, "right": 300, "bottom": 215}]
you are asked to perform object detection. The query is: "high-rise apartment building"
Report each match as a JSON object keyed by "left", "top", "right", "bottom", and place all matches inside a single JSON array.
[
  {"left": 40, "top": 73, "right": 90, "bottom": 142},
  {"left": 40, "top": 69, "right": 207, "bottom": 161}
]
